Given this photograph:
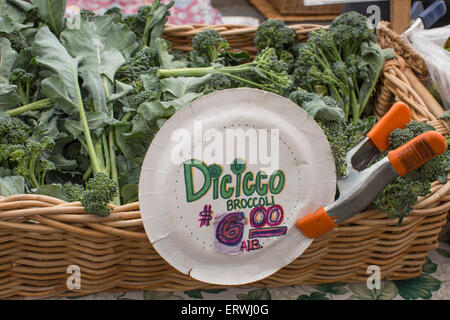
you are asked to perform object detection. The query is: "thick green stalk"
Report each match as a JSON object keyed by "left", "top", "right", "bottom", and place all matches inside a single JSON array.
[
  {"left": 29, "top": 159, "right": 39, "bottom": 189},
  {"left": 157, "top": 65, "right": 252, "bottom": 78},
  {"left": 109, "top": 128, "right": 120, "bottom": 206},
  {"left": 6, "top": 98, "right": 53, "bottom": 117}
]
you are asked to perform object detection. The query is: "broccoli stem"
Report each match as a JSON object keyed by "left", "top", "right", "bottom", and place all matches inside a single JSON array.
[
  {"left": 77, "top": 89, "right": 102, "bottom": 175},
  {"left": 29, "top": 158, "right": 39, "bottom": 189},
  {"left": 83, "top": 165, "right": 93, "bottom": 181},
  {"left": 157, "top": 65, "right": 251, "bottom": 78},
  {"left": 109, "top": 129, "right": 120, "bottom": 206},
  {"left": 5, "top": 98, "right": 53, "bottom": 117}
]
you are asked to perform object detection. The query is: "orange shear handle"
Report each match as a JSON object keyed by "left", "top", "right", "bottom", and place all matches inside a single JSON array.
[
  {"left": 366, "top": 101, "right": 412, "bottom": 152},
  {"left": 388, "top": 131, "right": 447, "bottom": 176}
]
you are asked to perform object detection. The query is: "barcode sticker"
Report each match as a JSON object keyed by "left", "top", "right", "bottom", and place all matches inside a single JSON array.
[{"left": 398, "top": 137, "right": 436, "bottom": 172}]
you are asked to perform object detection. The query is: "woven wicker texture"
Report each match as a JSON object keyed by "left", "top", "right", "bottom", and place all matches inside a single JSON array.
[{"left": 0, "top": 23, "right": 448, "bottom": 299}]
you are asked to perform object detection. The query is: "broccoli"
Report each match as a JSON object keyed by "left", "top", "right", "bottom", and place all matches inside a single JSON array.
[
  {"left": 63, "top": 173, "right": 119, "bottom": 217},
  {"left": 0, "top": 114, "right": 56, "bottom": 188},
  {"left": 0, "top": 114, "right": 31, "bottom": 146},
  {"left": 317, "top": 117, "right": 375, "bottom": 178},
  {"left": 133, "top": 89, "right": 161, "bottom": 106},
  {"left": 198, "top": 73, "right": 236, "bottom": 94},
  {"left": 158, "top": 47, "right": 293, "bottom": 96},
  {"left": 374, "top": 176, "right": 431, "bottom": 224},
  {"left": 117, "top": 47, "right": 159, "bottom": 83},
  {"left": 374, "top": 121, "right": 450, "bottom": 224},
  {"left": 292, "top": 12, "right": 393, "bottom": 124},
  {"left": 9, "top": 68, "right": 36, "bottom": 105},
  {"left": 82, "top": 173, "right": 119, "bottom": 217},
  {"left": 329, "top": 11, "right": 377, "bottom": 58},
  {"left": 289, "top": 88, "right": 345, "bottom": 122},
  {"left": 188, "top": 29, "right": 230, "bottom": 67},
  {"left": 0, "top": 30, "right": 28, "bottom": 53},
  {"left": 63, "top": 182, "right": 84, "bottom": 202},
  {"left": 254, "top": 19, "right": 296, "bottom": 54},
  {"left": 125, "top": 0, "right": 174, "bottom": 48}
]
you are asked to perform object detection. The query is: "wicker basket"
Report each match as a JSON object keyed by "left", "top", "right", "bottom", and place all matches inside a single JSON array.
[
  {"left": 0, "top": 22, "right": 449, "bottom": 299},
  {"left": 267, "top": 0, "right": 343, "bottom": 15}
]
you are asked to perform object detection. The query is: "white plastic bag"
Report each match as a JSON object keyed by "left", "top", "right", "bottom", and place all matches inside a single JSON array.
[{"left": 406, "top": 26, "right": 450, "bottom": 109}]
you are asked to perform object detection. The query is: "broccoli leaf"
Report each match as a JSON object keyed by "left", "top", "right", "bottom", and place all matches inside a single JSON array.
[
  {"left": 160, "top": 75, "right": 211, "bottom": 100},
  {"left": 357, "top": 42, "right": 395, "bottom": 116},
  {"left": 60, "top": 14, "right": 138, "bottom": 115},
  {"left": 302, "top": 97, "right": 345, "bottom": 122},
  {"left": 32, "top": 26, "right": 82, "bottom": 113},
  {"left": 0, "top": 38, "right": 20, "bottom": 111},
  {"left": 30, "top": 0, "right": 65, "bottom": 35},
  {"left": 0, "top": 0, "right": 33, "bottom": 32},
  {"left": 155, "top": 38, "right": 187, "bottom": 69},
  {"left": 33, "top": 183, "right": 67, "bottom": 200},
  {"left": 0, "top": 175, "right": 25, "bottom": 196}
]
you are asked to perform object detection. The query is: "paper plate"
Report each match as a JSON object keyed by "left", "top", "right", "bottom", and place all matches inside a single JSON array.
[{"left": 139, "top": 88, "right": 336, "bottom": 285}]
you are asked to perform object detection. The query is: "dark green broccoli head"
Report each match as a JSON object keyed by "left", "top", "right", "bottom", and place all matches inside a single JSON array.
[
  {"left": 374, "top": 176, "right": 431, "bottom": 222},
  {"left": 117, "top": 47, "right": 159, "bottom": 83},
  {"left": 254, "top": 19, "right": 296, "bottom": 53},
  {"left": 63, "top": 182, "right": 85, "bottom": 203},
  {"left": 9, "top": 68, "right": 35, "bottom": 86},
  {"left": 199, "top": 73, "right": 235, "bottom": 94},
  {"left": 0, "top": 30, "right": 28, "bottom": 52},
  {"left": 289, "top": 88, "right": 321, "bottom": 106},
  {"left": 191, "top": 29, "right": 229, "bottom": 66},
  {"left": 329, "top": 11, "right": 376, "bottom": 56},
  {"left": 389, "top": 121, "right": 435, "bottom": 149},
  {"left": 81, "top": 173, "right": 119, "bottom": 217},
  {"left": 0, "top": 115, "right": 31, "bottom": 145},
  {"left": 133, "top": 90, "right": 161, "bottom": 106}
]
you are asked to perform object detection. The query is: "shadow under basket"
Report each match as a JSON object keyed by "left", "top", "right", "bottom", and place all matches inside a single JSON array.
[{"left": 0, "top": 22, "right": 449, "bottom": 299}]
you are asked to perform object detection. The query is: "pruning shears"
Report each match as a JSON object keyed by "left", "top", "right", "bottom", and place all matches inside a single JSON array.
[{"left": 296, "top": 102, "right": 447, "bottom": 238}]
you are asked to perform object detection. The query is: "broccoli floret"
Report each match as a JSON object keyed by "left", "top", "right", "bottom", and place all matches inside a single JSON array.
[
  {"left": 0, "top": 30, "right": 28, "bottom": 53},
  {"left": 189, "top": 29, "right": 229, "bottom": 67},
  {"left": 0, "top": 114, "right": 55, "bottom": 189},
  {"left": 329, "top": 11, "right": 376, "bottom": 58},
  {"left": 389, "top": 121, "right": 435, "bottom": 149},
  {"left": 63, "top": 182, "right": 85, "bottom": 202},
  {"left": 158, "top": 47, "right": 293, "bottom": 96},
  {"left": 198, "top": 73, "right": 236, "bottom": 94},
  {"left": 9, "top": 68, "right": 36, "bottom": 105},
  {"left": 317, "top": 116, "right": 375, "bottom": 178},
  {"left": 133, "top": 90, "right": 161, "bottom": 106},
  {"left": 374, "top": 120, "right": 449, "bottom": 224},
  {"left": 63, "top": 173, "right": 119, "bottom": 216},
  {"left": 0, "top": 114, "right": 31, "bottom": 146},
  {"left": 117, "top": 47, "right": 159, "bottom": 83},
  {"left": 81, "top": 173, "right": 119, "bottom": 217},
  {"left": 292, "top": 12, "right": 390, "bottom": 124},
  {"left": 254, "top": 19, "right": 296, "bottom": 54},
  {"left": 129, "top": 1, "right": 174, "bottom": 48},
  {"left": 374, "top": 176, "right": 431, "bottom": 224}
]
